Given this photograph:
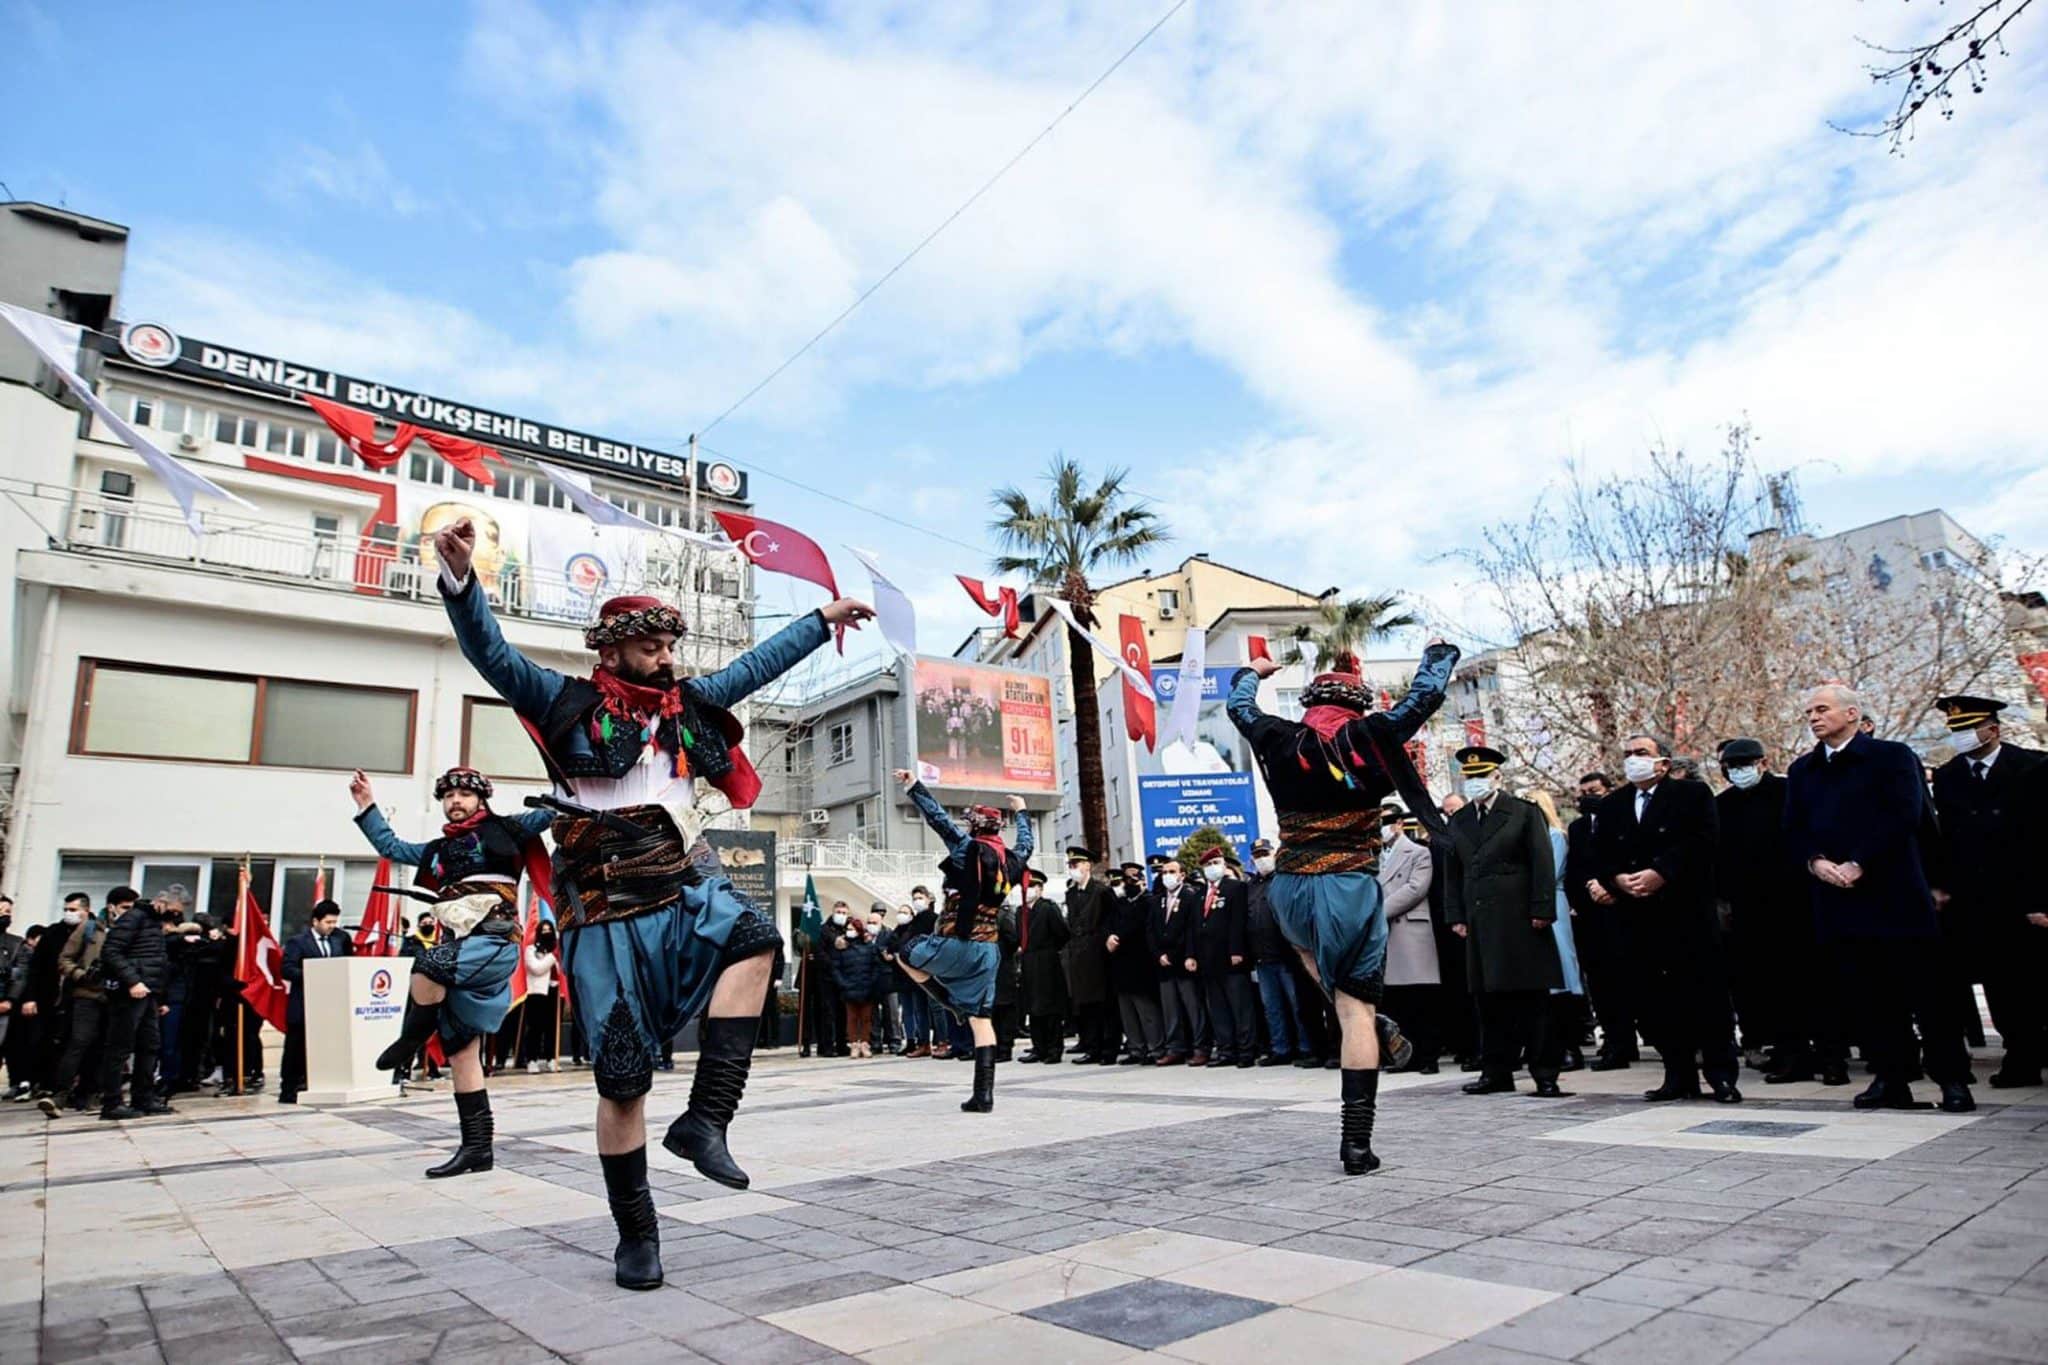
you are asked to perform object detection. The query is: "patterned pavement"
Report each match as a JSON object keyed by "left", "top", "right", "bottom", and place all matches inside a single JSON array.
[{"left": 4, "top": 1049, "right": 2047, "bottom": 1363}]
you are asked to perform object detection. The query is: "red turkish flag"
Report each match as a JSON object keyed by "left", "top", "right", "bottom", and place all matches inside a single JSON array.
[
  {"left": 2023, "top": 650, "right": 2048, "bottom": 703},
  {"left": 419, "top": 429, "right": 502, "bottom": 486},
  {"left": 713, "top": 511, "right": 846, "bottom": 652},
  {"left": 233, "top": 868, "right": 289, "bottom": 1033},
  {"left": 304, "top": 395, "right": 419, "bottom": 471},
  {"left": 353, "top": 860, "right": 397, "bottom": 957},
  {"left": 957, "top": 576, "right": 1021, "bottom": 638},
  {"left": 1462, "top": 717, "right": 1488, "bottom": 747},
  {"left": 1248, "top": 636, "right": 1271, "bottom": 663},
  {"left": 1120, "top": 614, "right": 1156, "bottom": 752}
]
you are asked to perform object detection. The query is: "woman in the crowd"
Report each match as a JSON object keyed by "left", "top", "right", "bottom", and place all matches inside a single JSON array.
[
  {"left": 522, "top": 921, "right": 561, "bottom": 1073},
  {"left": 1524, "top": 789, "right": 1589, "bottom": 1072},
  {"left": 829, "top": 917, "right": 886, "bottom": 1059}
]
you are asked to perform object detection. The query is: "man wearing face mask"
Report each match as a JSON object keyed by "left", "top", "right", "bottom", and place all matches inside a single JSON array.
[
  {"left": 895, "top": 891, "right": 937, "bottom": 1057},
  {"left": 1927, "top": 695, "right": 2047, "bottom": 1089},
  {"left": 1107, "top": 863, "right": 1165, "bottom": 1064},
  {"left": 1591, "top": 735, "right": 1740, "bottom": 1104},
  {"left": 1016, "top": 869, "right": 1069, "bottom": 1063},
  {"left": 1443, "top": 748, "right": 1568, "bottom": 1098},
  {"left": 1563, "top": 773, "right": 1636, "bottom": 1070},
  {"left": 1147, "top": 859, "right": 1206, "bottom": 1065},
  {"left": 1060, "top": 849, "right": 1119, "bottom": 1066},
  {"left": 1247, "top": 839, "right": 1307, "bottom": 1066},
  {"left": 1190, "top": 848, "right": 1257, "bottom": 1067}
]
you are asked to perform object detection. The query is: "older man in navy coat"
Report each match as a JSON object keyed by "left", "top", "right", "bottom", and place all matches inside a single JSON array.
[{"left": 1784, "top": 684, "right": 1972, "bottom": 1113}]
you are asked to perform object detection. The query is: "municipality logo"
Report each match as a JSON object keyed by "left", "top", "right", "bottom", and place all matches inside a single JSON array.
[{"left": 369, "top": 969, "right": 393, "bottom": 1000}]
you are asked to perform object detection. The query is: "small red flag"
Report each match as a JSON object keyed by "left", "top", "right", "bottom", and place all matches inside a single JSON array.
[
  {"left": 1120, "top": 613, "right": 1157, "bottom": 752},
  {"left": 418, "top": 429, "right": 502, "bottom": 486},
  {"left": 304, "top": 395, "right": 418, "bottom": 471},
  {"left": 957, "top": 576, "right": 1021, "bottom": 638},
  {"left": 1248, "top": 636, "right": 1271, "bottom": 663},
  {"left": 353, "top": 859, "right": 398, "bottom": 956},
  {"left": 233, "top": 868, "right": 289, "bottom": 1034},
  {"left": 714, "top": 511, "right": 846, "bottom": 651}
]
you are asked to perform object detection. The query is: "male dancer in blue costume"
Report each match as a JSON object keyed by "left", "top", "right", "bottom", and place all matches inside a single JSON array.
[
  {"left": 433, "top": 517, "right": 872, "bottom": 1289},
  {"left": 1229, "top": 638, "right": 1459, "bottom": 1173}
]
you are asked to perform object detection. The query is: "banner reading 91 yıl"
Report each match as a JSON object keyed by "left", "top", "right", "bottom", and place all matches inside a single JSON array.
[{"left": 909, "top": 658, "right": 1058, "bottom": 795}]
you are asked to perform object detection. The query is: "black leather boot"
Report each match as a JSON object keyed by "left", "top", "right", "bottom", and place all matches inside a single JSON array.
[
  {"left": 961, "top": 1045, "right": 996, "bottom": 1113},
  {"left": 425, "top": 1089, "right": 494, "bottom": 1178},
  {"left": 1340, "top": 1068, "right": 1381, "bottom": 1175},
  {"left": 601, "top": 1146, "right": 664, "bottom": 1290},
  {"left": 377, "top": 998, "right": 441, "bottom": 1072},
  {"left": 1375, "top": 1013, "right": 1413, "bottom": 1071},
  {"left": 664, "top": 1016, "right": 756, "bottom": 1189}
]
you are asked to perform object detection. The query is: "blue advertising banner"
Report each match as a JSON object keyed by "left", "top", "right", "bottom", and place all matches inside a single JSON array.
[{"left": 1138, "top": 772, "right": 1260, "bottom": 863}]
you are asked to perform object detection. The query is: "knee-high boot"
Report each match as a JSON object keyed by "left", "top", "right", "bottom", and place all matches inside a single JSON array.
[
  {"left": 425, "top": 1089, "right": 494, "bottom": 1178},
  {"left": 377, "top": 998, "right": 442, "bottom": 1072},
  {"left": 600, "top": 1146, "right": 664, "bottom": 1290},
  {"left": 1340, "top": 1068, "right": 1381, "bottom": 1175},
  {"left": 961, "top": 1044, "right": 996, "bottom": 1113},
  {"left": 663, "top": 1016, "right": 756, "bottom": 1189}
]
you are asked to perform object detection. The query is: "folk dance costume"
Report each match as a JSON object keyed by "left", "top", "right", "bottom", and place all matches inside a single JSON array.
[
  {"left": 899, "top": 781, "right": 1033, "bottom": 1112},
  {"left": 359, "top": 766, "right": 551, "bottom": 1178},
  {"left": 443, "top": 574, "right": 836, "bottom": 1290},
  {"left": 1227, "top": 642, "right": 1459, "bottom": 1173}
]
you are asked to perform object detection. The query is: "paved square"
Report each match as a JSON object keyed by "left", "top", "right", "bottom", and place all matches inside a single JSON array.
[{"left": 4, "top": 1047, "right": 2046, "bottom": 1362}]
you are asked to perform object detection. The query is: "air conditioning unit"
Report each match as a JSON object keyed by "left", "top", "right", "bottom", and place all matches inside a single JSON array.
[
  {"left": 177, "top": 432, "right": 203, "bottom": 452},
  {"left": 1158, "top": 603, "right": 1177, "bottom": 620},
  {"left": 804, "top": 808, "right": 830, "bottom": 826}
]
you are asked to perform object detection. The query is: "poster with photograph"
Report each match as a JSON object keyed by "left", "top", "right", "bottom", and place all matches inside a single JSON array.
[{"left": 909, "top": 658, "right": 1057, "bottom": 794}]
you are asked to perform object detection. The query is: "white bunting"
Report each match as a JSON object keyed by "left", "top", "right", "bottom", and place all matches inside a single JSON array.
[
  {"left": 846, "top": 546, "right": 917, "bottom": 656},
  {"left": 1042, "top": 597, "right": 1157, "bottom": 701},
  {"left": 1166, "top": 626, "right": 1207, "bottom": 751}
]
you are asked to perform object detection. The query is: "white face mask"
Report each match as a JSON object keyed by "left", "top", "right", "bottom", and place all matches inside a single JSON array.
[
  {"left": 1725, "top": 765, "right": 1762, "bottom": 790},
  {"left": 830, "top": 912, "right": 847, "bottom": 926},
  {"left": 1253, "top": 855, "right": 1275, "bottom": 875},
  {"left": 1202, "top": 863, "right": 1226, "bottom": 883},
  {"left": 866, "top": 922, "right": 882, "bottom": 936},
  {"left": 62, "top": 910, "right": 83, "bottom": 925},
  {"left": 1382, "top": 823, "right": 1403, "bottom": 842},
  {"left": 895, "top": 911, "right": 911, "bottom": 925},
  {"left": 1947, "top": 728, "right": 1985, "bottom": 757},
  {"left": 1461, "top": 776, "right": 1493, "bottom": 801},
  {"left": 1160, "top": 873, "right": 1182, "bottom": 891},
  {"left": 1068, "top": 865, "right": 1090, "bottom": 884},
  {"left": 1622, "top": 754, "right": 1661, "bottom": 784},
  {"left": 911, "top": 896, "right": 930, "bottom": 911}
]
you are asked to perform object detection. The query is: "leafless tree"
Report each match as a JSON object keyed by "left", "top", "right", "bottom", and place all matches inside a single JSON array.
[{"left": 1840, "top": 0, "right": 2036, "bottom": 152}]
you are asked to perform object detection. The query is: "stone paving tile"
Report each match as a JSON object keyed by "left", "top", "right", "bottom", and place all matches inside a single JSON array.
[
  {"left": 1465, "top": 1293, "right": 1663, "bottom": 1358},
  {"left": 1579, "top": 1308, "right": 1775, "bottom": 1365},
  {"left": 1025, "top": 1278, "right": 1274, "bottom": 1349}
]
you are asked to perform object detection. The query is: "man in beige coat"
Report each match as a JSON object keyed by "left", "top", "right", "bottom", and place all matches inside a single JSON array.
[{"left": 1378, "top": 805, "right": 1440, "bottom": 1072}]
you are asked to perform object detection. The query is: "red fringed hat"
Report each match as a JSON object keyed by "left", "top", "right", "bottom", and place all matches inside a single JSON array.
[
  {"left": 966, "top": 804, "right": 1004, "bottom": 834},
  {"left": 584, "top": 595, "right": 687, "bottom": 649},
  {"left": 1301, "top": 653, "right": 1372, "bottom": 712},
  {"left": 433, "top": 766, "right": 493, "bottom": 800}
]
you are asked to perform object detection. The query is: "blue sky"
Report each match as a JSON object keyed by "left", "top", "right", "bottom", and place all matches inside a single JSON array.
[{"left": 6, "top": 0, "right": 2045, "bottom": 657}]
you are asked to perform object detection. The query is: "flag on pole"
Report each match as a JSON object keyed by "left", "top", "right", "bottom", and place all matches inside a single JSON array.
[
  {"left": 956, "top": 576, "right": 1021, "bottom": 638},
  {"left": 313, "top": 858, "right": 328, "bottom": 905},
  {"left": 713, "top": 511, "right": 847, "bottom": 652},
  {"left": 233, "top": 867, "right": 289, "bottom": 1033},
  {"left": 847, "top": 547, "right": 916, "bottom": 656},
  {"left": 798, "top": 875, "right": 824, "bottom": 942},
  {"left": 1120, "top": 614, "right": 1156, "bottom": 752},
  {"left": 303, "top": 395, "right": 418, "bottom": 470},
  {"left": 353, "top": 860, "right": 398, "bottom": 956},
  {"left": 1165, "top": 627, "right": 1207, "bottom": 753},
  {"left": 0, "top": 302, "right": 255, "bottom": 536},
  {"left": 1041, "top": 598, "right": 1157, "bottom": 700},
  {"left": 1248, "top": 636, "right": 1271, "bottom": 663}
]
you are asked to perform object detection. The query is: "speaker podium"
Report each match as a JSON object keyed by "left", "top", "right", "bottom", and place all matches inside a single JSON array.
[{"left": 300, "top": 957, "right": 405, "bottom": 1105}]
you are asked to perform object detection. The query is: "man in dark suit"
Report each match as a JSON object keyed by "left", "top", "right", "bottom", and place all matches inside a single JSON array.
[
  {"left": 279, "top": 900, "right": 354, "bottom": 1103},
  {"left": 1147, "top": 859, "right": 1206, "bottom": 1065},
  {"left": 1191, "top": 847, "right": 1257, "bottom": 1067},
  {"left": 1444, "top": 747, "right": 1569, "bottom": 1098},
  {"left": 1564, "top": 772, "right": 1637, "bottom": 1070},
  {"left": 1787, "top": 684, "right": 1972, "bottom": 1112},
  {"left": 1927, "top": 695, "right": 2047, "bottom": 1088},
  {"left": 1716, "top": 737, "right": 1848, "bottom": 1087},
  {"left": 1590, "top": 735, "right": 1740, "bottom": 1104}
]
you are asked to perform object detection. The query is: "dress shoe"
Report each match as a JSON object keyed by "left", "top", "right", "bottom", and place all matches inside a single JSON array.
[
  {"left": 1156, "top": 1053, "right": 1186, "bottom": 1067},
  {"left": 137, "top": 1102, "right": 178, "bottom": 1116},
  {"left": 1710, "top": 1081, "right": 1742, "bottom": 1105},
  {"left": 1763, "top": 1067, "right": 1814, "bottom": 1085},
  {"left": 1853, "top": 1079, "right": 1928, "bottom": 1110},
  {"left": 1235, "top": 1056, "right": 1255, "bottom": 1069},
  {"left": 1416, "top": 1060, "right": 1440, "bottom": 1075},
  {"left": 1096, "top": 1053, "right": 1118, "bottom": 1066},
  {"left": 1588, "top": 1055, "right": 1633, "bottom": 1072},
  {"left": 1188, "top": 1053, "right": 1209, "bottom": 1067},
  {"left": 99, "top": 1106, "right": 142, "bottom": 1121},
  {"left": 1119, "top": 1053, "right": 1146, "bottom": 1065},
  {"left": 1938, "top": 1081, "right": 1976, "bottom": 1113},
  {"left": 1323, "top": 1058, "right": 1340, "bottom": 1070},
  {"left": 1462, "top": 1075, "right": 1516, "bottom": 1095},
  {"left": 1292, "top": 1056, "right": 1321, "bottom": 1069},
  {"left": 1257, "top": 1054, "right": 1291, "bottom": 1067},
  {"left": 1643, "top": 1083, "right": 1705, "bottom": 1102},
  {"left": 1532, "top": 1079, "right": 1571, "bottom": 1098},
  {"left": 1820, "top": 1064, "right": 1851, "bottom": 1086},
  {"left": 1559, "top": 1048, "right": 1585, "bottom": 1073},
  {"left": 1017, "top": 1052, "right": 1042, "bottom": 1064},
  {"left": 1988, "top": 1069, "right": 2042, "bottom": 1089}
]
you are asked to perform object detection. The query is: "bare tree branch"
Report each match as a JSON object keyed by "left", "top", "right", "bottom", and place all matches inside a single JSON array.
[{"left": 1837, "top": 0, "right": 2036, "bottom": 152}]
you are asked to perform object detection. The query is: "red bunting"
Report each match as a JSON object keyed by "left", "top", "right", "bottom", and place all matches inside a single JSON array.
[
  {"left": 957, "top": 576, "right": 1021, "bottom": 638},
  {"left": 304, "top": 395, "right": 418, "bottom": 471},
  {"left": 418, "top": 429, "right": 502, "bottom": 487}
]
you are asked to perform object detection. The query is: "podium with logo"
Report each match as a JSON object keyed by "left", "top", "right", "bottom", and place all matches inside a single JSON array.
[{"left": 301, "top": 957, "right": 405, "bottom": 1105}]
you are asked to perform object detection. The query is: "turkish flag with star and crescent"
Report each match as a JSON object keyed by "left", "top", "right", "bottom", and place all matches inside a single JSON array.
[
  {"left": 303, "top": 395, "right": 419, "bottom": 471},
  {"left": 1120, "top": 613, "right": 1157, "bottom": 752},
  {"left": 712, "top": 511, "right": 847, "bottom": 652},
  {"left": 233, "top": 867, "right": 290, "bottom": 1033}
]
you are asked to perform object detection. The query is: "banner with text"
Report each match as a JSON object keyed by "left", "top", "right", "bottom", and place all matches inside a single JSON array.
[
  {"left": 909, "top": 657, "right": 1058, "bottom": 794},
  {"left": 1138, "top": 772, "right": 1260, "bottom": 864}
]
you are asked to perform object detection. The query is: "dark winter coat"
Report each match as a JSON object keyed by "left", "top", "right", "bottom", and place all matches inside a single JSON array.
[
  {"left": 994, "top": 907, "right": 1021, "bottom": 1006},
  {"left": 1061, "top": 879, "right": 1114, "bottom": 1005},
  {"left": 1929, "top": 743, "right": 2047, "bottom": 951},
  {"left": 827, "top": 935, "right": 887, "bottom": 1005},
  {"left": 1593, "top": 777, "right": 1726, "bottom": 975},
  {"left": 1019, "top": 896, "right": 1071, "bottom": 1016},
  {"left": 1246, "top": 872, "right": 1292, "bottom": 964},
  {"left": 1443, "top": 794, "right": 1563, "bottom": 994},
  {"left": 101, "top": 904, "right": 171, "bottom": 998},
  {"left": 1189, "top": 877, "right": 1250, "bottom": 976},
  {"left": 1562, "top": 812, "right": 1602, "bottom": 919},
  {"left": 1784, "top": 733, "right": 1940, "bottom": 942},
  {"left": 1145, "top": 883, "right": 1201, "bottom": 978},
  {"left": 1716, "top": 774, "right": 1803, "bottom": 937},
  {"left": 26, "top": 920, "right": 75, "bottom": 1010},
  {"left": 1105, "top": 888, "right": 1158, "bottom": 995}
]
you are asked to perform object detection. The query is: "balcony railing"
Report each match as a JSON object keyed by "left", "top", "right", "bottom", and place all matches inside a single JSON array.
[
  {"left": 778, "top": 837, "right": 933, "bottom": 884},
  {"left": 30, "top": 484, "right": 754, "bottom": 650}
]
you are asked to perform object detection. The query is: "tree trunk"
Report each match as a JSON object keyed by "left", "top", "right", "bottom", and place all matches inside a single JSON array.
[{"left": 1065, "top": 620, "right": 1112, "bottom": 861}]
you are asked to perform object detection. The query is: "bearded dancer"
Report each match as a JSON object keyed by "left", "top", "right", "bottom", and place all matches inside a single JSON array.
[
  {"left": 889, "top": 769, "right": 1032, "bottom": 1112},
  {"left": 434, "top": 518, "right": 872, "bottom": 1290},
  {"left": 353, "top": 765, "right": 551, "bottom": 1177},
  {"left": 1228, "top": 639, "right": 1459, "bottom": 1174}
]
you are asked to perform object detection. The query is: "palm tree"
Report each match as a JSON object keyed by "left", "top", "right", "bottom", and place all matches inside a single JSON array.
[
  {"left": 1288, "top": 594, "right": 1419, "bottom": 673},
  {"left": 991, "top": 457, "right": 1170, "bottom": 858}
]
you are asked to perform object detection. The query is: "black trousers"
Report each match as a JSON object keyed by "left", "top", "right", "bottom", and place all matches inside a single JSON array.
[
  {"left": 994, "top": 1001, "right": 1022, "bottom": 1054},
  {"left": 1289, "top": 954, "right": 1339, "bottom": 1060},
  {"left": 1074, "top": 1000, "right": 1120, "bottom": 1058},
  {"left": 1478, "top": 989, "right": 1560, "bottom": 1081},
  {"left": 805, "top": 971, "right": 844, "bottom": 1055},
  {"left": 281, "top": 1015, "right": 308, "bottom": 1096},
  {"left": 1632, "top": 945, "right": 1739, "bottom": 1088},
  {"left": 1841, "top": 936, "right": 1971, "bottom": 1086},
  {"left": 1027, "top": 1011, "right": 1065, "bottom": 1058},
  {"left": 1984, "top": 937, "right": 2048, "bottom": 1075},
  {"left": 1382, "top": 984, "right": 1442, "bottom": 1065},
  {"left": 1578, "top": 905, "right": 1638, "bottom": 1058},
  {"left": 100, "top": 995, "right": 161, "bottom": 1111},
  {"left": 50, "top": 996, "right": 110, "bottom": 1098},
  {"left": 1202, "top": 974, "right": 1259, "bottom": 1061}
]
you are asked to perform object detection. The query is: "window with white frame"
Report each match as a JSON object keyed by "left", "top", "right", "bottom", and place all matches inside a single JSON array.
[{"left": 828, "top": 721, "right": 855, "bottom": 766}]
